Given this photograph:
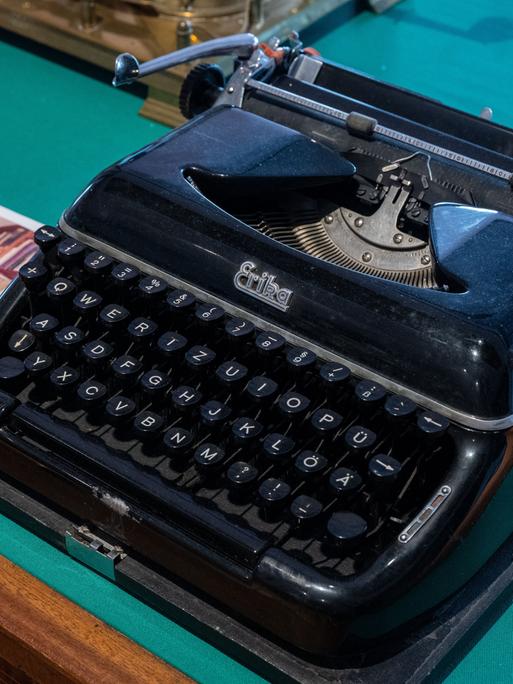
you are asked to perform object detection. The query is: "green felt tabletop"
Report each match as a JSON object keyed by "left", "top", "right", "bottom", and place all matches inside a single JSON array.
[{"left": 1, "top": 1, "right": 513, "bottom": 681}]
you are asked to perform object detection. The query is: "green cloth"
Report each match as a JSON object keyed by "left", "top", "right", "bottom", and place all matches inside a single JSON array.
[{"left": 2, "top": 0, "right": 513, "bottom": 680}]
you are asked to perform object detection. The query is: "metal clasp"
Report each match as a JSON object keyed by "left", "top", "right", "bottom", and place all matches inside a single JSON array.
[{"left": 65, "top": 525, "right": 125, "bottom": 580}]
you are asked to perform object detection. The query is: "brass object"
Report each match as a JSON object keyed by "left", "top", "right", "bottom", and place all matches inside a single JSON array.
[{"left": 0, "top": 0, "right": 399, "bottom": 125}]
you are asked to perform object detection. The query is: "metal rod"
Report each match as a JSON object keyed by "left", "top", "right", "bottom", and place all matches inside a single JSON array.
[{"left": 113, "top": 33, "right": 259, "bottom": 87}]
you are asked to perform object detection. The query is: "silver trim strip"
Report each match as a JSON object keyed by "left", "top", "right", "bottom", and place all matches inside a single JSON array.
[
  {"left": 247, "top": 79, "right": 513, "bottom": 183},
  {"left": 59, "top": 215, "right": 513, "bottom": 432}
]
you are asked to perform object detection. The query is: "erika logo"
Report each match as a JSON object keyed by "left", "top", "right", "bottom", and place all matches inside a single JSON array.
[{"left": 234, "top": 261, "right": 293, "bottom": 312}]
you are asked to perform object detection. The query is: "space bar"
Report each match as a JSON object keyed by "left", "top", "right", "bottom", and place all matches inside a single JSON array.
[{"left": 11, "top": 404, "right": 270, "bottom": 567}]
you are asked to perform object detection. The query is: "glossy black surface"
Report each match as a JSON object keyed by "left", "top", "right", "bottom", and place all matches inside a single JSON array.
[{"left": 65, "top": 104, "right": 513, "bottom": 421}]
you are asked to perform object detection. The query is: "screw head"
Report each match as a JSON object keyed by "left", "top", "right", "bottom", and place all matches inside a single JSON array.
[
  {"left": 362, "top": 252, "right": 372, "bottom": 263},
  {"left": 393, "top": 233, "right": 403, "bottom": 244},
  {"left": 227, "top": 86, "right": 234, "bottom": 94},
  {"left": 354, "top": 217, "right": 364, "bottom": 228},
  {"left": 325, "top": 215, "right": 334, "bottom": 224},
  {"left": 399, "top": 533, "right": 408, "bottom": 542},
  {"left": 421, "top": 254, "right": 431, "bottom": 265}
]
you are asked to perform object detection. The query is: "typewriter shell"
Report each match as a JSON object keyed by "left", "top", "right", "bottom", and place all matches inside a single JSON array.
[{"left": 63, "top": 101, "right": 513, "bottom": 427}]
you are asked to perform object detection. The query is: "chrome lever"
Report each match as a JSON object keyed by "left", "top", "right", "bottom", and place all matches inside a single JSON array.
[{"left": 112, "top": 33, "right": 259, "bottom": 87}]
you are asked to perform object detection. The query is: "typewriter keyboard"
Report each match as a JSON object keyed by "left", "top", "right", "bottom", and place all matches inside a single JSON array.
[{"left": 0, "top": 226, "right": 456, "bottom": 574}]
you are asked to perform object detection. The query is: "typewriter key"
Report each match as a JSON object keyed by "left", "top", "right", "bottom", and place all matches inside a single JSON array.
[
  {"left": 368, "top": 453, "right": 402, "bottom": 488},
  {"left": 49, "top": 366, "right": 80, "bottom": 394},
  {"left": 417, "top": 411, "right": 449, "bottom": 438},
  {"left": 344, "top": 425, "right": 377, "bottom": 454},
  {"left": 57, "top": 238, "right": 86, "bottom": 265},
  {"left": 54, "top": 326, "right": 85, "bottom": 355},
  {"left": 19, "top": 261, "right": 49, "bottom": 291},
  {"left": 111, "top": 263, "right": 140, "bottom": 288},
  {"left": 226, "top": 461, "right": 259, "bottom": 497},
  {"left": 163, "top": 426, "right": 193, "bottom": 458},
  {"left": 294, "top": 450, "right": 328, "bottom": 481},
  {"left": 34, "top": 226, "right": 61, "bottom": 253},
  {"left": 329, "top": 467, "right": 362, "bottom": 498},
  {"left": 24, "top": 351, "right": 53, "bottom": 378},
  {"left": 73, "top": 290, "right": 103, "bottom": 316},
  {"left": 132, "top": 410, "right": 164, "bottom": 442},
  {"left": 84, "top": 251, "right": 113, "bottom": 276},
  {"left": 261, "top": 433, "right": 296, "bottom": 463},
  {"left": 77, "top": 379, "right": 107, "bottom": 408},
  {"left": 194, "top": 443, "right": 226, "bottom": 471},
  {"left": 111, "top": 355, "right": 143, "bottom": 388},
  {"left": 258, "top": 478, "right": 291, "bottom": 518},
  {"left": 326, "top": 511, "right": 368, "bottom": 552},
  {"left": 385, "top": 394, "right": 417, "bottom": 422},
  {"left": 105, "top": 396, "right": 137, "bottom": 424},
  {"left": 0, "top": 356, "right": 26, "bottom": 386},
  {"left": 200, "top": 400, "right": 232, "bottom": 428},
  {"left": 156, "top": 332, "right": 188, "bottom": 362},
  {"left": 29, "top": 313, "right": 59, "bottom": 338},
  {"left": 46, "top": 277, "right": 76, "bottom": 304},
  {"left": 290, "top": 495, "right": 323, "bottom": 532},
  {"left": 8, "top": 330, "right": 36, "bottom": 356}
]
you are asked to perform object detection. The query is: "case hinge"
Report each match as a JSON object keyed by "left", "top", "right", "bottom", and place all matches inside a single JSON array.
[{"left": 65, "top": 525, "right": 126, "bottom": 580}]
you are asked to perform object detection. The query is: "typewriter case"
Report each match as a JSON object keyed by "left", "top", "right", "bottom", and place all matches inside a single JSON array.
[{"left": 2, "top": 53, "right": 513, "bottom": 663}]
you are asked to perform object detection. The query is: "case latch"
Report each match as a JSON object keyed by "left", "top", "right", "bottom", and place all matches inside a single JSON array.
[{"left": 65, "top": 525, "right": 126, "bottom": 580}]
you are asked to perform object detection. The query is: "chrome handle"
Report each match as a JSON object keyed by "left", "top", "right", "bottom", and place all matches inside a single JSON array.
[{"left": 113, "top": 33, "right": 259, "bottom": 87}]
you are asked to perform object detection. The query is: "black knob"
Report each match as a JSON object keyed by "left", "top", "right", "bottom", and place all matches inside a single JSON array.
[{"left": 179, "top": 64, "right": 225, "bottom": 120}]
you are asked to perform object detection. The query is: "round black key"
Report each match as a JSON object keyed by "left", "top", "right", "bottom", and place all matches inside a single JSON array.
[
  {"left": 19, "top": 261, "right": 49, "bottom": 291},
  {"left": 105, "top": 395, "right": 137, "bottom": 424},
  {"left": 137, "top": 276, "right": 167, "bottom": 299},
  {"left": 46, "top": 277, "right": 76, "bottom": 303},
  {"left": 385, "top": 394, "right": 417, "bottom": 421},
  {"left": 139, "top": 370, "right": 171, "bottom": 399},
  {"left": 132, "top": 410, "right": 164, "bottom": 441},
  {"left": 49, "top": 365, "right": 80, "bottom": 393},
  {"left": 354, "top": 380, "right": 387, "bottom": 408},
  {"left": 163, "top": 427, "right": 193, "bottom": 457},
  {"left": 215, "top": 361, "right": 248, "bottom": 387},
  {"left": 29, "top": 313, "right": 59, "bottom": 338},
  {"left": 156, "top": 331, "right": 188, "bottom": 361},
  {"left": 319, "top": 362, "right": 351, "bottom": 387},
  {"left": 368, "top": 453, "right": 402, "bottom": 487},
  {"left": 231, "top": 417, "right": 263, "bottom": 444},
  {"left": 195, "top": 303, "right": 225, "bottom": 327},
  {"left": 200, "top": 400, "right": 231, "bottom": 427},
  {"left": 111, "top": 355, "right": 143, "bottom": 387},
  {"left": 417, "top": 411, "right": 450, "bottom": 437},
  {"left": 0, "top": 356, "right": 25, "bottom": 385},
  {"left": 82, "top": 340, "right": 113, "bottom": 368},
  {"left": 226, "top": 461, "right": 259, "bottom": 494},
  {"left": 73, "top": 290, "right": 103, "bottom": 315},
  {"left": 261, "top": 433, "right": 295, "bottom": 463},
  {"left": 290, "top": 495, "right": 323, "bottom": 531},
  {"left": 286, "top": 347, "right": 317, "bottom": 373},
  {"left": 329, "top": 467, "right": 362, "bottom": 497},
  {"left": 166, "top": 289, "right": 196, "bottom": 314},
  {"left": 57, "top": 238, "right": 86, "bottom": 264},
  {"left": 99, "top": 304, "right": 130, "bottom": 329},
  {"left": 77, "top": 379, "right": 107, "bottom": 407},
  {"left": 344, "top": 425, "right": 376, "bottom": 453},
  {"left": 258, "top": 478, "right": 291, "bottom": 512},
  {"left": 185, "top": 345, "right": 216, "bottom": 370},
  {"left": 194, "top": 443, "right": 226, "bottom": 471},
  {"left": 34, "top": 225, "right": 61, "bottom": 252},
  {"left": 310, "top": 408, "right": 343, "bottom": 435},
  {"left": 54, "top": 326, "right": 85, "bottom": 354},
  {"left": 84, "top": 251, "right": 113, "bottom": 275},
  {"left": 326, "top": 511, "right": 368, "bottom": 551},
  {"left": 255, "top": 331, "right": 285, "bottom": 356},
  {"left": 278, "top": 391, "right": 311, "bottom": 419},
  {"left": 24, "top": 351, "right": 53, "bottom": 377},
  {"left": 111, "top": 263, "right": 140, "bottom": 288},
  {"left": 294, "top": 450, "right": 328, "bottom": 480},
  {"left": 128, "top": 317, "right": 158, "bottom": 343},
  {"left": 225, "top": 318, "right": 255, "bottom": 343},
  {"left": 8, "top": 330, "right": 36, "bottom": 355},
  {"left": 171, "top": 385, "right": 202, "bottom": 411},
  {"left": 245, "top": 376, "right": 278, "bottom": 403}
]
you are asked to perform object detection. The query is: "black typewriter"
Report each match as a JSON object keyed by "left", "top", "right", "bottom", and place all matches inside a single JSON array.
[{"left": 1, "top": 33, "right": 513, "bottom": 657}]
